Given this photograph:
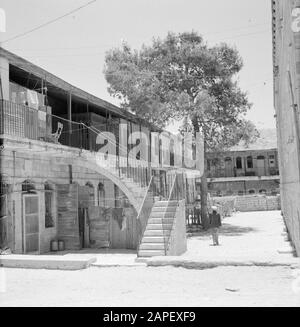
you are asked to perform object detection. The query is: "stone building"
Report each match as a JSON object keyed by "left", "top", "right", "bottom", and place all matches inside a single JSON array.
[
  {"left": 272, "top": 0, "right": 300, "bottom": 256},
  {"left": 0, "top": 47, "right": 194, "bottom": 256},
  {"left": 197, "top": 129, "right": 280, "bottom": 197}
]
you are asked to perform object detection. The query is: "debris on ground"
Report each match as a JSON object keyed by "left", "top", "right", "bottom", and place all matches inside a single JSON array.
[
  {"left": 0, "top": 247, "right": 12, "bottom": 255},
  {"left": 225, "top": 288, "right": 240, "bottom": 292}
]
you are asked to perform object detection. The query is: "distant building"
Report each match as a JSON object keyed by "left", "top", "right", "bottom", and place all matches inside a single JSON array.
[
  {"left": 197, "top": 130, "right": 280, "bottom": 197},
  {"left": 272, "top": 0, "right": 300, "bottom": 256}
]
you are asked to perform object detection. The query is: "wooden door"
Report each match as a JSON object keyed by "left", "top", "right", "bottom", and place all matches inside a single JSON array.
[
  {"left": 88, "top": 206, "right": 110, "bottom": 248},
  {"left": 257, "top": 156, "right": 266, "bottom": 176},
  {"left": 110, "top": 207, "right": 137, "bottom": 249},
  {"left": 225, "top": 158, "right": 233, "bottom": 177},
  {"left": 23, "top": 194, "right": 39, "bottom": 253},
  {"left": 56, "top": 184, "right": 80, "bottom": 250}
]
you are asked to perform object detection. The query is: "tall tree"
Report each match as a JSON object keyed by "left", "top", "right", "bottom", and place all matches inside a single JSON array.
[{"left": 104, "top": 31, "right": 257, "bottom": 228}]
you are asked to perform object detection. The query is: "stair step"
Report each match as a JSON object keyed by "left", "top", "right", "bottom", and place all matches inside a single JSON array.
[
  {"left": 147, "top": 223, "right": 173, "bottom": 230},
  {"left": 150, "top": 211, "right": 175, "bottom": 218},
  {"left": 142, "top": 236, "right": 166, "bottom": 243},
  {"left": 154, "top": 201, "right": 178, "bottom": 207},
  {"left": 152, "top": 207, "right": 177, "bottom": 213},
  {"left": 139, "top": 243, "right": 165, "bottom": 250},
  {"left": 148, "top": 218, "right": 174, "bottom": 224},
  {"left": 138, "top": 250, "right": 165, "bottom": 257},
  {"left": 144, "top": 230, "right": 171, "bottom": 236}
]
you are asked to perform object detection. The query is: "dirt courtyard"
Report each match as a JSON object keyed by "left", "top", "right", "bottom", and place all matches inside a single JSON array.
[
  {"left": 1, "top": 210, "right": 300, "bottom": 307},
  {"left": 1, "top": 265, "right": 300, "bottom": 307}
]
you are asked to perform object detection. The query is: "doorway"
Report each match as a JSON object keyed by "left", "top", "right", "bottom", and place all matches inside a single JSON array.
[
  {"left": 22, "top": 194, "right": 39, "bottom": 253},
  {"left": 257, "top": 156, "right": 266, "bottom": 176}
]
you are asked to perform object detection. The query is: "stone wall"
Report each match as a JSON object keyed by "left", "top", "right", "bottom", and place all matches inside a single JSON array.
[
  {"left": 0, "top": 137, "right": 122, "bottom": 254},
  {"left": 234, "top": 195, "right": 281, "bottom": 212},
  {"left": 272, "top": 0, "right": 300, "bottom": 256},
  {"left": 212, "top": 195, "right": 281, "bottom": 213},
  {"left": 206, "top": 179, "right": 280, "bottom": 196}
]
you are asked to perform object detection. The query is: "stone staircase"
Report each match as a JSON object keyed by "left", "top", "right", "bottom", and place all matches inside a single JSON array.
[
  {"left": 83, "top": 151, "right": 148, "bottom": 211},
  {"left": 138, "top": 200, "right": 178, "bottom": 257}
]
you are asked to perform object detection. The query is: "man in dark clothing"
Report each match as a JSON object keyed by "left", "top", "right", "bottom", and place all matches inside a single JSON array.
[{"left": 209, "top": 206, "right": 222, "bottom": 246}]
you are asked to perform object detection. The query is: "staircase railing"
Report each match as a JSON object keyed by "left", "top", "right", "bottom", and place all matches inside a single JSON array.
[
  {"left": 136, "top": 175, "right": 160, "bottom": 253},
  {"left": 162, "top": 172, "right": 186, "bottom": 254}
]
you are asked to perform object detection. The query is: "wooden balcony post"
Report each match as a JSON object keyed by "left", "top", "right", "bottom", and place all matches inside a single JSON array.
[{"left": 67, "top": 91, "right": 72, "bottom": 146}]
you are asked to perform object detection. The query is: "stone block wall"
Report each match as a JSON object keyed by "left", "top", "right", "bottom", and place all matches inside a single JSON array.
[
  {"left": 212, "top": 195, "right": 281, "bottom": 213},
  {"left": 0, "top": 137, "right": 118, "bottom": 254}
]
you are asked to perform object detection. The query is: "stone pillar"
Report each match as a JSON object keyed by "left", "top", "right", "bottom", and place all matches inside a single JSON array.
[{"left": 0, "top": 55, "right": 9, "bottom": 100}]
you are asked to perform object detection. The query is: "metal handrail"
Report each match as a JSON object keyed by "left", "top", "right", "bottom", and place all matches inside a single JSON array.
[
  {"left": 162, "top": 172, "right": 185, "bottom": 254},
  {"left": 136, "top": 175, "right": 155, "bottom": 253}
]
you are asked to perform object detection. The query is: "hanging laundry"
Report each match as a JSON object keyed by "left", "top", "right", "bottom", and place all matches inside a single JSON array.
[
  {"left": 26, "top": 89, "right": 39, "bottom": 109},
  {"left": 113, "top": 208, "right": 124, "bottom": 230}
]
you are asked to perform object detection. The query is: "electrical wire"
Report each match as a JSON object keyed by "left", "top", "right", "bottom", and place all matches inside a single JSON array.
[{"left": 1, "top": 0, "right": 97, "bottom": 45}]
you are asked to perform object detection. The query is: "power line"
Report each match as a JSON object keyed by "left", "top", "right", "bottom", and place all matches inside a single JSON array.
[
  {"left": 6, "top": 22, "right": 269, "bottom": 52},
  {"left": 1, "top": 0, "right": 97, "bottom": 44}
]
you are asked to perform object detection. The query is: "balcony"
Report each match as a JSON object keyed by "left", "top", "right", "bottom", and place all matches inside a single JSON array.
[{"left": 0, "top": 99, "right": 52, "bottom": 141}]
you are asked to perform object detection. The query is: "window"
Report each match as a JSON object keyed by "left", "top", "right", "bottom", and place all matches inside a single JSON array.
[
  {"left": 248, "top": 190, "right": 255, "bottom": 194},
  {"left": 45, "top": 183, "right": 55, "bottom": 228},
  {"left": 247, "top": 156, "right": 253, "bottom": 169},
  {"left": 97, "top": 182, "right": 105, "bottom": 207},
  {"left": 269, "top": 155, "right": 276, "bottom": 168},
  {"left": 207, "top": 159, "right": 211, "bottom": 171},
  {"left": 259, "top": 189, "right": 267, "bottom": 194},
  {"left": 236, "top": 157, "right": 242, "bottom": 169},
  {"left": 0, "top": 180, "right": 8, "bottom": 218}
]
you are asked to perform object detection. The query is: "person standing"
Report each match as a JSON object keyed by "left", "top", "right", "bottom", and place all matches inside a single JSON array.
[{"left": 209, "top": 206, "right": 222, "bottom": 246}]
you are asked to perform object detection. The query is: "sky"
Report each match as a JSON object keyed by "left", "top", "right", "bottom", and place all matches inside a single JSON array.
[{"left": 0, "top": 0, "right": 275, "bottom": 133}]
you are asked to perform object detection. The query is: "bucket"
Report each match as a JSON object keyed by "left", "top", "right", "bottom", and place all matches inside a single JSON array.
[
  {"left": 50, "top": 240, "right": 58, "bottom": 252},
  {"left": 58, "top": 240, "right": 65, "bottom": 252}
]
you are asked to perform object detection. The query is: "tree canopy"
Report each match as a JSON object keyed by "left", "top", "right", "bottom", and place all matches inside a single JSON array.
[
  {"left": 104, "top": 31, "right": 259, "bottom": 227},
  {"left": 104, "top": 31, "right": 257, "bottom": 151}
]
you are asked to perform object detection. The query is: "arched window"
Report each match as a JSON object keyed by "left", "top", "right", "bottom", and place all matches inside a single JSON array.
[
  {"left": 236, "top": 157, "right": 242, "bottom": 169},
  {"left": 247, "top": 156, "right": 253, "bottom": 169},
  {"left": 97, "top": 182, "right": 105, "bottom": 207},
  {"left": 86, "top": 182, "right": 95, "bottom": 205},
  {"left": 22, "top": 180, "right": 35, "bottom": 193},
  {"left": 248, "top": 189, "right": 255, "bottom": 194},
  {"left": 259, "top": 189, "right": 267, "bottom": 194},
  {"left": 45, "top": 182, "right": 55, "bottom": 228}
]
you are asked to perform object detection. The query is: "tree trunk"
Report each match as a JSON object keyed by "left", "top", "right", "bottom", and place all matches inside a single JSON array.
[
  {"left": 200, "top": 149, "right": 210, "bottom": 230},
  {"left": 191, "top": 117, "right": 210, "bottom": 230}
]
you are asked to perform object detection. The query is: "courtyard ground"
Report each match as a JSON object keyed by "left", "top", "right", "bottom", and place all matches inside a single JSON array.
[
  {"left": 148, "top": 210, "right": 300, "bottom": 268},
  {"left": 0, "top": 210, "right": 300, "bottom": 306},
  {"left": 1, "top": 265, "right": 300, "bottom": 306}
]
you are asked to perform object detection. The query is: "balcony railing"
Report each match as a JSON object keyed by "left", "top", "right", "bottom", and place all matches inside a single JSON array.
[
  {"left": 0, "top": 99, "right": 153, "bottom": 188},
  {"left": 0, "top": 99, "right": 43, "bottom": 139}
]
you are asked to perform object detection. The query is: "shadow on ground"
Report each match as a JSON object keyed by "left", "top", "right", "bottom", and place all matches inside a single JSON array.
[
  {"left": 190, "top": 223, "right": 258, "bottom": 239},
  {"left": 45, "top": 249, "right": 137, "bottom": 256}
]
